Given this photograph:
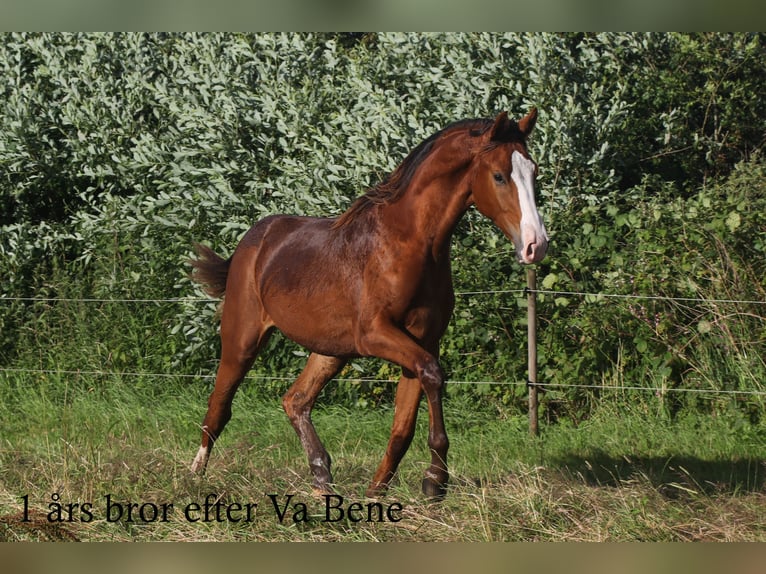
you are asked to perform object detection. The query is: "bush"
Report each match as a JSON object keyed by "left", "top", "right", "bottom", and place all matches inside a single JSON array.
[
  {"left": 534, "top": 156, "right": 766, "bottom": 420},
  {"left": 1, "top": 33, "right": 764, "bottom": 418}
]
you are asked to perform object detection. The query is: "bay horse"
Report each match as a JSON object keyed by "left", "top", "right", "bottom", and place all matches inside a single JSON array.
[{"left": 189, "top": 109, "right": 548, "bottom": 499}]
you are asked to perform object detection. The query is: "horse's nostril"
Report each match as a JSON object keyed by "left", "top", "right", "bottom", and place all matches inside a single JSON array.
[{"left": 522, "top": 239, "right": 548, "bottom": 264}]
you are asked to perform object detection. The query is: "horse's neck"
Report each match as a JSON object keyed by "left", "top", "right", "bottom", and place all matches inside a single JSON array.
[{"left": 382, "top": 161, "right": 473, "bottom": 261}]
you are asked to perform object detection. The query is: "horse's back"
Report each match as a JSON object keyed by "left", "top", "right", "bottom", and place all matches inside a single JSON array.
[{"left": 236, "top": 213, "right": 366, "bottom": 280}]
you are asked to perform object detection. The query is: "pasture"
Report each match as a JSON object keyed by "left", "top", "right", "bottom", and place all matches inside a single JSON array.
[{"left": 2, "top": 369, "right": 765, "bottom": 542}]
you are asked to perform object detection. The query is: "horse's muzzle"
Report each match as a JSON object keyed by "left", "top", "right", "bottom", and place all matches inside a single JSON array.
[
  {"left": 518, "top": 224, "right": 548, "bottom": 264},
  {"left": 520, "top": 237, "right": 548, "bottom": 264}
]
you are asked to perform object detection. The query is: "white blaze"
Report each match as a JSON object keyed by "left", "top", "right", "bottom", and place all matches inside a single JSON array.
[{"left": 510, "top": 151, "right": 548, "bottom": 263}]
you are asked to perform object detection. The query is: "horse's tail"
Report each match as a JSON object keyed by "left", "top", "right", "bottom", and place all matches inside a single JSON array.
[{"left": 189, "top": 243, "right": 231, "bottom": 298}]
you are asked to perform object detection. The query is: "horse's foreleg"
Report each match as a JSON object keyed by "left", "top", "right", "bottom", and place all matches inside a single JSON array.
[
  {"left": 366, "top": 375, "right": 422, "bottom": 498},
  {"left": 358, "top": 324, "right": 449, "bottom": 500},
  {"left": 419, "top": 365, "right": 449, "bottom": 500},
  {"left": 282, "top": 353, "right": 346, "bottom": 494}
]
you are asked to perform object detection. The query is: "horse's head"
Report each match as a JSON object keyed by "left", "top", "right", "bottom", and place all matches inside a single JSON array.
[{"left": 470, "top": 109, "right": 548, "bottom": 265}]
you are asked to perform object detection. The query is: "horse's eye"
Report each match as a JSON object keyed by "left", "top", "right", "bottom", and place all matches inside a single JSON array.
[{"left": 493, "top": 173, "right": 505, "bottom": 184}]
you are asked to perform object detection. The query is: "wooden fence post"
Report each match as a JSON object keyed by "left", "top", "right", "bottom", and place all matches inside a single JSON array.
[{"left": 527, "top": 267, "right": 539, "bottom": 436}]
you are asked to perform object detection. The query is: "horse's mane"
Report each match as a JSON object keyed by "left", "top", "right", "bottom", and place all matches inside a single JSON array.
[{"left": 332, "top": 118, "right": 495, "bottom": 228}]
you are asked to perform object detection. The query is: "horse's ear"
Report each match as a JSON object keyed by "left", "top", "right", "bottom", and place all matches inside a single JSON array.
[
  {"left": 489, "top": 111, "right": 512, "bottom": 141},
  {"left": 518, "top": 107, "right": 538, "bottom": 137}
]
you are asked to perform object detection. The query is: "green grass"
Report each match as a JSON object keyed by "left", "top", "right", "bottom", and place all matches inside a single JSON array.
[{"left": 1, "top": 371, "right": 766, "bottom": 541}]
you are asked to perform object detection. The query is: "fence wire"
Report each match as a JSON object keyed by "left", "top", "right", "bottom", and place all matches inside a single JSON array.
[
  {"left": 2, "top": 367, "right": 766, "bottom": 398},
  {"left": 532, "top": 289, "right": 766, "bottom": 306}
]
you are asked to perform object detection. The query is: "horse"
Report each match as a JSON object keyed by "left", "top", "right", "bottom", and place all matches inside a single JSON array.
[{"left": 189, "top": 108, "right": 548, "bottom": 499}]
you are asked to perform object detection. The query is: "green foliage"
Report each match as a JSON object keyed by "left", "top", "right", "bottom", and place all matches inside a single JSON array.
[
  {"left": 1, "top": 33, "right": 765, "bottom": 420},
  {"left": 533, "top": 157, "right": 766, "bottom": 420}
]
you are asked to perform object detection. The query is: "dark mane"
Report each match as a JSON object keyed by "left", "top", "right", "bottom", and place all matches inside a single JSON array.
[{"left": 332, "top": 118, "right": 494, "bottom": 228}]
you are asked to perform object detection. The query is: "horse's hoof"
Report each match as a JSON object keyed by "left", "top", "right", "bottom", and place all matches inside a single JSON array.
[
  {"left": 421, "top": 477, "right": 447, "bottom": 501},
  {"left": 364, "top": 482, "right": 388, "bottom": 499},
  {"left": 190, "top": 446, "right": 209, "bottom": 475},
  {"left": 312, "top": 483, "right": 336, "bottom": 497}
]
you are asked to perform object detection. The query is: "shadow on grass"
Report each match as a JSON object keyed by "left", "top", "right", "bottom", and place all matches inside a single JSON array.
[{"left": 549, "top": 450, "right": 766, "bottom": 497}]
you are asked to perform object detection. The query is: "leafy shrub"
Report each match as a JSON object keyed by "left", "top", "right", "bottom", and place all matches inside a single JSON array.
[
  {"left": 1, "top": 33, "right": 764, "bottom": 418},
  {"left": 535, "top": 156, "right": 766, "bottom": 419}
]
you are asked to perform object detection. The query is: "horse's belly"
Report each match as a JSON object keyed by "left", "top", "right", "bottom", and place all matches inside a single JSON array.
[
  {"left": 263, "top": 290, "right": 360, "bottom": 357},
  {"left": 275, "top": 316, "right": 359, "bottom": 357}
]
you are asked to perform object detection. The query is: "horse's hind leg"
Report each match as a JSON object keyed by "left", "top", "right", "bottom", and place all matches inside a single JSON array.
[
  {"left": 191, "top": 284, "right": 273, "bottom": 474},
  {"left": 282, "top": 353, "right": 346, "bottom": 494}
]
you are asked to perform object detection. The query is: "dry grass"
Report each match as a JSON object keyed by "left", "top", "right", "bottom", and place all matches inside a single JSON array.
[{"left": 3, "top": 459, "right": 766, "bottom": 542}]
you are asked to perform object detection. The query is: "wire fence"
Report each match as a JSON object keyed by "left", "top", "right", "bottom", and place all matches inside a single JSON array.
[
  {"left": 1, "top": 285, "right": 765, "bottom": 397},
  {"left": 2, "top": 366, "right": 765, "bottom": 397},
  {"left": 533, "top": 289, "right": 766, "bottom": 306}
]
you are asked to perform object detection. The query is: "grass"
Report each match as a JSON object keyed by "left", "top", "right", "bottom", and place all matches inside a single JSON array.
[{"left": 1, "top": 370, "right": 766, "bottom": 541}]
